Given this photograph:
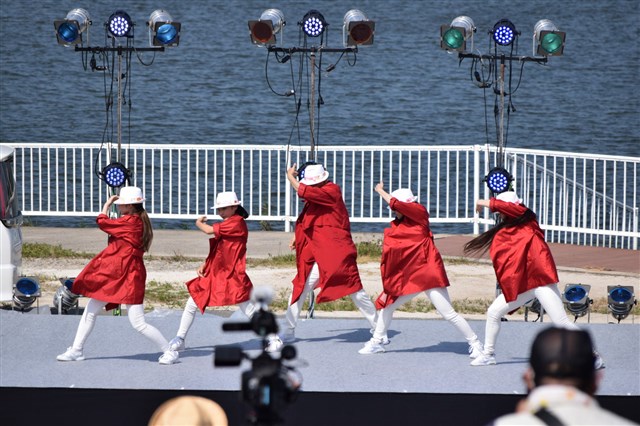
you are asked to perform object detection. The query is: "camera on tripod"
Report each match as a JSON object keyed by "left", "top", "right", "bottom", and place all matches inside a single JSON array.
[{"left": 214, "top": 287, "right": 302, "bottom": 425}]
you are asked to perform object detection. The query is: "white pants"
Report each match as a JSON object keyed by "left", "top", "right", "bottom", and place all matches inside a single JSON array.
[
  {"left": 175, "top": 296, "right": 256, "bottom": 339},
  {"left": 483, "top": 283, "right": 578, "bottom": 355},
  {"left": 70, "top": 298, "right": 170, "bottom": 352},
  {"left": 284, "top": 263, "right": 377, "bottom": 335},
  {"left": 372, "top": 288, "right": 479, "bottom": 344}
]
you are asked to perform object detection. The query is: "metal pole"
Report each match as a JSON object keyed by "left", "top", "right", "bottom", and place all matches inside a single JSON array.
[
  {"left": 117, "top": 48, "right": 123, "bottom": 163},
  {"left": 309, "top": 51, "right": 316, "bottom": 161}
]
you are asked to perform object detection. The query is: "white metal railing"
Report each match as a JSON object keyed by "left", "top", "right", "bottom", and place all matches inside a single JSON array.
[{"left": 8, "top": 142, "right": 639, "bottom": 249}]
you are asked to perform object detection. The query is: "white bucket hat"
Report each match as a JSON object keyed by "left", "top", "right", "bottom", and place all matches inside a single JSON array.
[
  {"left": 212, "top": 191, "right": 241, "bottom": 209},
  {"left": 114, "top": 186, "right": 145, "bottom": 204},
  {"left": 496, "top": 191, "right": 522, "bottom": 204},
  {"left": 299, "top": 164, "right": 329, "bottom": 186},
  {"left": 390, "top": 188, "right": 418, "bottom": 203}
]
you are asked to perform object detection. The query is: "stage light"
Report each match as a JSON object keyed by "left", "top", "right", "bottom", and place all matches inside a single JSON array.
[
  {"left": 301, "top": 10, "right": 326, "bottom": 38},
  {"left": 100, "top": 162, "right": 130, "bottom": 188},
  {"left": 54, "top": 8, "right": 92, "bottom": 47},
  {"left": 13, "top": 277, "right": 41, "bottom": 311},
  {"left": 343, "top": 9, "right": 375, "bottom": 47},
  {"left": 492, "top": 19, "right": 517, "bottom": 46},
  {"left": 148, "top": 10, "right": 181, "bottom": 47},
  {"left": 524, "top": 297, "right": 543, "bottom": 322},
  {"left": 108, "top": 10, "right": 133, "bottom": 38},
  {"left": 248, "top": 9, "right": 285, "bottom": 46},
  {"left": 533, "top": 19, "right": 565, "bottom": 56},
  {"left": 440, "top": 16, "right": 475, "bottom": 52},
  {"left": 607, "top": 285, "right": 637, "bottom": 323},
  {"left": 561, "top": 284, "right": 592, "bottom": 320},
  {"left": 53, "top": 278, "right": 80, "bottom": 314},
  {"left": 484, "top": 167, "right": 513, "bottom": 194}
]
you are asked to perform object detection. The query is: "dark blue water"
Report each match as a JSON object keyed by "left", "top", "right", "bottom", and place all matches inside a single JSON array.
[{"left": 1, "top": 0, "right": 639, "bottom": 158}]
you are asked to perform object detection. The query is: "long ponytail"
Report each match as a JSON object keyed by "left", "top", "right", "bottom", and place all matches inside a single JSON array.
[
  {"left": 464, "top": 208, "right": 537, "bottom": 255},
  {"left": 133, "top": 204, "right": 153, "bottom": 252}
]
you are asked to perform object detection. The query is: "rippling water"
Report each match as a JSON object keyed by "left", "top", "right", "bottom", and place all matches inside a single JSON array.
[{"left": 1, "top": 0, "right": 638, "bottom": 158}]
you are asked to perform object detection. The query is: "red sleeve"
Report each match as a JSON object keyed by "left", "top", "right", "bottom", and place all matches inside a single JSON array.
[
  {"left": 298, "top": 183, "right": 340, "bottom": 207},
  {"left": 212, "top": 216, "right": 248, "bottom": 238},
  {"left": 96, "top": 214, "right": 132, "bottom": 237},
  {"left": 389, "top": 199, "right": 429, "bottom": 224},
  {"left": 490, "top": 198, "right": 528, "bottom": 219}
]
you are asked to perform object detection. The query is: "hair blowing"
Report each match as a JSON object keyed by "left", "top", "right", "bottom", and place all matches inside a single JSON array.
[
  {"left": 464, "top": 207, "right": 537, "bottom": 255},
  {"left": 133, "top": 204, "right": 153, "bottom": 252}
]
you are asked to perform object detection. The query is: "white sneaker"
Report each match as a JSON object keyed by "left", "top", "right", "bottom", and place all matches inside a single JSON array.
[
  {"left": 265, "top": 335, "right": 283, "bottom": 353},
  {"left": 469, "top": 341, "right": 483, "bottom": 359},
  {"left": 358, "top": 338, "right": 385, "bottom": 355},
  {"left": 57, "top": 347, "right": 84, "bottom": 362},
  {"left": 470, "top": 353, "right": 496, "bottom": 366},
  {"left": 159, "top": 350, "right": 179, "bottom": 365},
  {"left": 594, "top": 352, "right": 605, "bottom": 370},
  {"left": 168, "top": 336, "right": 185, "bottom": 351}
]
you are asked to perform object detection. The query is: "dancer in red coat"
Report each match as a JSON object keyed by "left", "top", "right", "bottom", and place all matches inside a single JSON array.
[
  {"left": 57, "top": 186, "right": 178, "bottom": 365},
  {"left": 168, "top": 191, "right": 255, "bottom": 351},
  {"left": 267, "top": 163, "right": 377, "bottom": 351},
  {"left": 359, "top": 182, "right": 482, "bottom": 356},
  {"left": 465, "top": 191, "right": 603, "bottom": 368}
]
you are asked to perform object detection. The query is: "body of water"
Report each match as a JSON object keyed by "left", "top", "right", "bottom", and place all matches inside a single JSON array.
[{"left": 1, "top": 0, "right": 639, "bottom": 158}]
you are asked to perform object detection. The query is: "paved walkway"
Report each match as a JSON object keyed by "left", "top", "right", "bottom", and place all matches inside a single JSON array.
[{"left": 22, "top": 227, "right": 639, "bottom": 274}]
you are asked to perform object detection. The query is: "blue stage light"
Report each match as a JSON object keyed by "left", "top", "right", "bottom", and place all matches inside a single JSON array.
[
  {"left": 301, "top": 10, "right": 326, "bottom": 38},
  {"left": 485, "top": 167, "right": 512, "bottom": 194},
  {"left": 101, "top": 162, "right": 130, "bottom": 188},
  {"left": 562, "top": 284, "right": 592, "bottom": 320},
  {"left": 148, "top": 10, "right": 181, "bottom": 47},
  {"left": 13, "top": 277, "right": 41, "bottom": 310},
  {"left": 108, "top": 10, "right": 133, "bottom": 38},
  {"left": 492, "top": 19, "right": 516, "bottom": 46},
  {"left": 53, "top": 278, "right": 80, "bottom": 314},
  {"left": 54, "top": 8, "right": 91, "bottom": 46},
  {"left": 607, "top": 285, "right": 637, "bottom": 323}
]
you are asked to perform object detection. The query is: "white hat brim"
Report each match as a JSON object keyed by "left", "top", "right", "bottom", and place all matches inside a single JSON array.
[{"left": 300, "top": 171, "right": 329, "bottom": 186}]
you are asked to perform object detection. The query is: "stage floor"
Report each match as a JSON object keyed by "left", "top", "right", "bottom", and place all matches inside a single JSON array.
[{"left": 1, "top": 309, "right": 638, "bottom": 397}]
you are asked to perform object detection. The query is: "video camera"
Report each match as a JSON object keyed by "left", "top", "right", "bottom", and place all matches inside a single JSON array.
[{"left": 214, "top": 287, "right": 301, "bottom": 425}]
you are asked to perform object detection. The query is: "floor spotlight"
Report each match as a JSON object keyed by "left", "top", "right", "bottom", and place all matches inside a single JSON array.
[
  {"left": 148, "top": 10, "right": 181, "bottom": 47},
  {"left": 54, "top": 8, "right": 91, "bottom": 47},
  {"left": 484, "top": 167, "right": 513, "bottom": 194},
  {"left": 100, "top": 162, "right": 131, "bottom": 188},
  {"left": 343, "top": 9, "right": 375, "bottom": 47},
  {"left": 562, "top": 284, "right": 592, "bottom": 321},
  {"left": 53, "top": 278, "right": 81, "bottom": 315},
  {"left": 524, "top": 298, "right": 544, "bottom": 322},
  {"left": 533, "top": 19, "right": 565, "bottom": 57},
  {"left": 492, "top": 19, "right": 517, "bottom": 46},
  {"left": 301, "top": 10, "right": 326, "bottom": 38},
  {"left": 440, "top": 16, "right": 475, "bottom": 52},
  {"left": 13, "top": 277, "right": 41, "bottom": 311},
  {"left": 249, "top": 9, "right": 285, "bottom": 46},
  {"left": 607, "top": 285, "right": 637, "bottom": 323},
  {"left": 108, "top": 10, "right": 133, "bottom": 39}
]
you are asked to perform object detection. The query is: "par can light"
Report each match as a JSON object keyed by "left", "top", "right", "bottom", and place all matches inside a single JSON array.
[
  {"left": 54, "top": 8, "right": 91, "bottom": 46},
  {"left": 492, "top": 19, "right": 517, "bottom": 46},
  {"left": 343, "top": 9, "right": 375, "bottom": 47},
  {"left": 13, "top": 277, "right": 41, "bottom": 311},
  {"left": 561, "top": 284, "right": 592, "bottom": 321},
  {"left": 148, "top": 9, "right": 181, "bottom": 47},
  {"left": 301, "top": 10, "right": 326, "bottom": 38},
  {"left": 484, "top": 167, "right": 513, "bottom": 194},
  {"left": 607, "top": 285, "right": 637, "bottom": 323},
  {"left": 248, "top": 9, "right": 285, "bottom": 46},
  {"left": 100, "top": 162, "right": 130, "bottom": 188},
  {"left": 108, "top": 10, "right": 133, "bottom": 38}
]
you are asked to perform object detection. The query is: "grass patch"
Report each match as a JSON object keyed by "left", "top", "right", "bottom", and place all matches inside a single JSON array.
[
  {"left": 23, "top": 243, "right": 93, "bottom": 259},
  {"left": 144, "top": 280, "right": 189, "bottom": 309}
]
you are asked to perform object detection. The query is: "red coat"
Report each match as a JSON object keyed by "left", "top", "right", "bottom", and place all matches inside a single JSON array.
[
  {"left": 291, "top": 181, "right": 363, "bottom": 304},
  {"left": 73, "top": 214, "right": 147, "bottom": 310},
  {"left": 375, "top": 199, "right": 449, "bottom": 309},
  {"left": 489, "top": 199, "right": 559, "bottom": 302},
  {"left": 186, "top": 215, "right": 253, "bottom": 313}
]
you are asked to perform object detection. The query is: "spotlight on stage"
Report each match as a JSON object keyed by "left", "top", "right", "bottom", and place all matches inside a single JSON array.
[
  {"left": 524, "top": 298, "right": 543, "bottom": 322},
  {"left": 301, "top": 10, "right": 326, "bottom": 38},
  {"left": 492, "top": 19, "right": 517, "bottom": 46},
  {"left": 100, "top": 162, "right": 131, "bottom": 188},
  {"left": 13, "top": 277, "right": 41, "bottom": 311},
  {"left": 440, "top": 16, "right": 475, "bottom": 53},
  {"left": 54, "top": 8, "right": 92, "bottom": 47},
  {"left": 533, "top": 19, "right": 565, "bottom": 57},
  {"left": 561, "top": 284, "right": 592, "bottom": 321},
  {"left": 248, "top": 9, "right": 285, "bottom": 46},
  {"left": 148, "top": 9, "right": 181, "bottom": 47},
  {"left": 108, "top": 10, "right": 133, "bottom": 39},
  {"left": 607, "top": 285, "right": 637, "bottom": 323},
  {"left": 53, "top": 278, "right": 81, "bottom": 315},
  {"left": 343, "top": 9, "right": 375, "bottom": 47},
  {"left": 484, "top": 167, "right": 513, "bottom": 194}
]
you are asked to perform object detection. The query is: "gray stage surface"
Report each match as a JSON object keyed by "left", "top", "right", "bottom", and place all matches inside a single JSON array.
[{"left": 1, "top": 309, "right": 638, "bottom": 396}]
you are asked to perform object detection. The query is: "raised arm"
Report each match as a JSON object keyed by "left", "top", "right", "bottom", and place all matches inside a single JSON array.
[{"left": 375, "top": 181, "right": 392, "bottom": 205}]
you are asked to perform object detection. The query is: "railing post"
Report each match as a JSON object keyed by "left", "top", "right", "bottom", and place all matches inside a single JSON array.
[
  {"left": 634, "top": 207, "right": 638, "bottom": 250},
  {"left": 473, "top": 145, "right": 481, "bottom": 235},
  {"left": 284, "top": 173, "right": 292, "bottom": 233}
]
